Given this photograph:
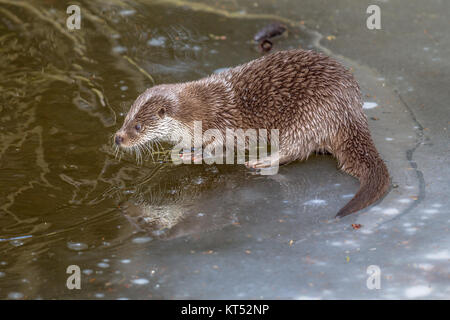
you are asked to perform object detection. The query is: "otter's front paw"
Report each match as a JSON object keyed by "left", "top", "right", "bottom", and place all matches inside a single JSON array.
[
  {"left": 180, "top": 151, "right": 202, "bottom": 163},
  {"left": 245, "top": 159, "right": 270, "bottom": 169}
]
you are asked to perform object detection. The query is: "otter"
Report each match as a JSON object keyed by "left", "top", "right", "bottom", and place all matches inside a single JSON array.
[{"left": 114, "top": 49, "right": 390, "bottom": 217}]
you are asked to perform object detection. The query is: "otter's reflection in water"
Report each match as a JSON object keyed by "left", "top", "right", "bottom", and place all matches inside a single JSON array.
[
  {"left": 118, "top": 164, "right": 245, "bottom": 240},
  {"left": 116, "top": 155, "right": 351, "bottom": 241}
]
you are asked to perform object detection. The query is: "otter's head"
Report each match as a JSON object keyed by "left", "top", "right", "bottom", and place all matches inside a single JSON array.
[{"left": 114, "top": 85, "right": 183, "bottom": 149}]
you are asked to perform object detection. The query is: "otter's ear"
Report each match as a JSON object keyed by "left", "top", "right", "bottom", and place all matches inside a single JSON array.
[{"left": 158, "top": 107, "right": 166, "bottom": 119}]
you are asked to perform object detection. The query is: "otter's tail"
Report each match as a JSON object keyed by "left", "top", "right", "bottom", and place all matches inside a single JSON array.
[{"left": 333, "top": 126, "right": 390, "bottom": 218}]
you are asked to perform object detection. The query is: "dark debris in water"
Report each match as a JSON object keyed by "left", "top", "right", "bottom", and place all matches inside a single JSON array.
[
  {"left": 259, "top": 39, "right": 273, "bottom": 52},
  {"left": 254, "top": 22, "right": 287, "bottom": 53}
]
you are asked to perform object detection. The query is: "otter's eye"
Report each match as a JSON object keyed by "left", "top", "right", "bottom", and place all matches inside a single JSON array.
[
  {"left": 158, "top": 107, "right": 165, "bottom": 118},
  {"left": 135, "top": 123, "right": 142, "bottom": 132}
]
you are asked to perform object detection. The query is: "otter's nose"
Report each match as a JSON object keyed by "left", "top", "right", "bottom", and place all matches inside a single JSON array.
[{"left": 115, "top": 134, "right": 124, "bottom": 145}]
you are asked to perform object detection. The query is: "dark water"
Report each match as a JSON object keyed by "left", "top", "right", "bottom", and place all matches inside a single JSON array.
[{"left": 0, "top": 0, "right": 355, "bottom": 299}]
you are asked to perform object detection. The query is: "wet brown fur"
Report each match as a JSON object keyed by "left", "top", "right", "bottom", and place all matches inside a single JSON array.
[{"left": 117, "top": 49, "right": 390, "bottom": 217}]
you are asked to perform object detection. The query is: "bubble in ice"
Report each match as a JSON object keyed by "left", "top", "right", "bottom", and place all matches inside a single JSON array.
[
  {"left": 83, "top": 269, "right": 93, "bottom": 275},
  {"left": 214, "top": 67, "right": 230, "bottom": 74},
  {"left": 405, "top": 285, "right": 432, "bottom": 298},
  {"left": 10, "top": 240, "right": 24, "bottom": 247},
  {"left": 193, "top": 177, "right": 203, "bottom": 185},
  {"left": 426, "top": 250, "right": 449, "bottom": 260},
  {"left": 119, "top": 9, "right": 136, "bottom": 16},
  {"left": 132, "top": 278, "right": 149, "bottom": 285},
  {"left": 384, "top": 208, "right": 399, "bottom": 215},
  {"left": 304, "top": 199, "right": 327, "bottom": 206},
  {"left": 8, "top": 292, "right": 24, "bottom": 299},
  {"left": 152, "top": 230, "right": 165, "bottom": 237},
  {"left": 363, "top": 102, "right": 378, "bottom": 109},
  {"left": 147, "top": 36, "right": 166, "bottom": 47},
  {"left": 97, "top": 262, "right": 110, "bottom": 268},
  {"left": 112, "top": 46, "right": 127, "bottom": 54},
  {"left": 132, "top": 237, "right": 152, "bottom": 244},
  {"left": 67, "top": 242, "right": 88, "bottom": 251}
]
